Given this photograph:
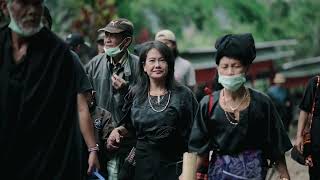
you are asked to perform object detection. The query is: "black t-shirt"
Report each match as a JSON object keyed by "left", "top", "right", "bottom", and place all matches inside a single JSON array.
[
  {"left": 6, "top": 55, "right": 29, "bottom": 135},
  {"left": 0, "top": 27, "right": 83, "bottom": 179},
  {"left": 70, "top": 51, "right": 92, "bottom": 94},
  {"left": 299, "top": 76, "right": 320, "bottom": 149}
]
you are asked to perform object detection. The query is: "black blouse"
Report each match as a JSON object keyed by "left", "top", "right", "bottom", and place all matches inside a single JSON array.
[
  {"left": 189, "top": 88, "right": 292, "bottom": 162},
  {"left": 125, "top": 85, "right": 198, "bottom": 180},
  {"left": 299, "top": 76, "right": 320, "bottom": 148}
]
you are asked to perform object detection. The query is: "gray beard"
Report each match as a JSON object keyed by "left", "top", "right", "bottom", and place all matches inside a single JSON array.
[{"left": 7, "top": 6, "right": 43, "bottom": 37}]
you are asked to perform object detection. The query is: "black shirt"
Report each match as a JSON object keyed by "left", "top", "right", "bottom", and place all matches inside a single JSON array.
[
  {"left": 189, "top": 88, "right": 292, "bottom": 162},
  {"left": 299, "top": 76, "right": 320, "bottom": 149},
  {"left": 0, "top": 27, "right": 83, "bottom": 179},
  {"left": 70, "top": 50, "right": 92, "bottom": 93},
  {"left": 126, "top": 85, "right": 198, "bottom": 180},
  {"left": 7, "top": 56, "right": 28, "bottom": 124}
]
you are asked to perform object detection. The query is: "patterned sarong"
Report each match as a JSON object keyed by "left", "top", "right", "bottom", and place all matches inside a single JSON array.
[{"left": 208, "top": 150, "right": 268, "bottom": 180}]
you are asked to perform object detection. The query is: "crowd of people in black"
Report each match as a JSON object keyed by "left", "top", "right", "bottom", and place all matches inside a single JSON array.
[{"left": 1, "top": 1, "right": 320, "bottom": 180}]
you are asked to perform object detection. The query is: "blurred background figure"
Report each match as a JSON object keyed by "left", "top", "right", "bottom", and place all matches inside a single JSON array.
[
  {"left": 133, "top": 41, "right": 149, "bottom": 56},
  {"left": 0, "top": 0, "right": 9, "bottom": 28},
  {"left": 66, "top": 32, "right": 91, "bottom": 65},
  {"left": 42, "top": 6, "right": 52, "bottom": 30},
  {"left": 268, "top": 73, "right": 293, "bottom": 132},
  {"left": 96, "top": 32, "right": 105, "bottom": 55},
  {"left": 155, "top": 29, "right": 196, "bottom": 91}
]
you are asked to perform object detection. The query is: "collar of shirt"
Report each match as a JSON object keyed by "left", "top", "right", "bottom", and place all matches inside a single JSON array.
[
  {"left": 107, "top": 50, "right": 128, "bottom": 67},
  {"left": 105, "top": 50, "right": 132, "bottom": 77}
]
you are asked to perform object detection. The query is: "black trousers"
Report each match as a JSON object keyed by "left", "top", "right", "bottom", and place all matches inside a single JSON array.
[{"left": 309, "top": 151, "right": 320, "bottom": 180}]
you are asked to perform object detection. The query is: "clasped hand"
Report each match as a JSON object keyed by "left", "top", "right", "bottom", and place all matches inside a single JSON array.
[
  {"left": 107, "top": 127, "right": 128, "bottom": 151},
  {"left": 111, "top": 74, "right": 127, "bottom": 90}
]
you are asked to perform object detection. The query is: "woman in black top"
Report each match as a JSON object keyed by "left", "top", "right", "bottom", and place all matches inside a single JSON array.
[
  {"left": 188, "top": 33, "right": 292, "bottom": 180},
  {"left": 107, "top": 41, "right": 198, "bottom": 180},
  {"left": 296, "top": 76, "right": 320, "bottom": 180}
]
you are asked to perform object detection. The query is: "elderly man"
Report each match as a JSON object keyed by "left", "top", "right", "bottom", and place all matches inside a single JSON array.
[
  {"left": 85, "top": 18, "right": 139, "bottom": 180},
  {"left": 0, "top": 0, "right": 99, "bottom": 179},
  {"left": 155, "top": 29, "right": 196, "bottom": 90}
]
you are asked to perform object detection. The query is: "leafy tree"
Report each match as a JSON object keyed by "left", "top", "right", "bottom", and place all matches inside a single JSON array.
[{"left": 46, "top": 0, "right": 320, "bottom": 58}]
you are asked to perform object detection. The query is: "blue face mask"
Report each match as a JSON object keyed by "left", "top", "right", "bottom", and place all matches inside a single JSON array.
[
  {"left": 218, "top": 73, "right": 246, "bottom": 92},
  {"left": 104, "top": 38, "right": 128, "bottom": 57}
]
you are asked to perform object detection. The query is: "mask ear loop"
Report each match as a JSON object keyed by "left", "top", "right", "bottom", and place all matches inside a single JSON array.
[{"left": 119, "top": 37, "right": 132, "bottom": 51}]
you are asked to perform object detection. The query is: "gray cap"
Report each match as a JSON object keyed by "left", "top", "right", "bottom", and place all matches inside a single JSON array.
[{"left": 98, "top": 18, "right": 133, "bottom": 36}]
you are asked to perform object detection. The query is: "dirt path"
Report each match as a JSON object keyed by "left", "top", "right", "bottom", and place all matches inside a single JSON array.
[
  {"left": 266, "top": 152, "right": 309, "bottom": 180},
  {"left": 267, "top": 124, "right": 309, "bottom": 180}
]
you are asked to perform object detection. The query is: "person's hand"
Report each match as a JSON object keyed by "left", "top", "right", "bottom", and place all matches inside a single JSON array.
[
  {"left": 111, "top": 74, "right": 127, "bottom": 90},
  {"left": 279, "top": 177, "right": 290, "bottom": 180},
  {"left": 107, "top": 128, "right": 123, "bottom": 151},
  {"left": 279, "top": 173, "right": 290, "bottom": 180},
  {"left": 295, "top": 135, "right": 304, "bottom": 153},
  {"left": 305, "top": 156, "right": 313, "bottom": 167},
  {"left": 87, "top": 151, "right": 100, "bottom": 175},
  {"left": 178, "top": 174, "right": 183, "bottom": 180}
]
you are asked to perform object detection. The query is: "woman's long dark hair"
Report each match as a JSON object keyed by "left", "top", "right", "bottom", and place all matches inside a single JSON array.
[{"left": 132, "top": 41, "right": 177, "bottom": 104}]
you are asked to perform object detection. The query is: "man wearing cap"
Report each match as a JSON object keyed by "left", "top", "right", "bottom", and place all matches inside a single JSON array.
[
  {"left": 85, "top": 18, "right": 139, "bottom": 180},
  {"left": 155, "top": 29, "right": 196, "bottom": 90},
  {"left": 267, "top": 73, "right": 293, "bottom": 131}
]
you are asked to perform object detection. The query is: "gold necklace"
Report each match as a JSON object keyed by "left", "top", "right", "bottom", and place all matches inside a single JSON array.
[{"left": 223, "top": 88, "right": 248, "bottom": 112}]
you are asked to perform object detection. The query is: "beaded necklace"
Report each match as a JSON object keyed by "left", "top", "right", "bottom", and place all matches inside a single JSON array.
[
  {"left": 148, "top": 91, "right": 171, "bottom": 112},
  {"left": 222, "top": 88, "right": 250, "bottom": 125}
]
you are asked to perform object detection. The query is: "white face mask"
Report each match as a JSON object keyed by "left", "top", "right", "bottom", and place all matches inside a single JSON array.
[{"left": 7, "top": 4, "right": 43, "bottom": 37}]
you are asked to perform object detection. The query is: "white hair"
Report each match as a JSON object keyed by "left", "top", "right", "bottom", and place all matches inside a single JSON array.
[{"left": 7, "top": 0, "right": 44, "bottom": 37}]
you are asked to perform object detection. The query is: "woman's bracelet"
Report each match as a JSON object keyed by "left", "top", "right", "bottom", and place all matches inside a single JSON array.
[{"left": 88, "top": 144, "right": 99, "bottom": 153}]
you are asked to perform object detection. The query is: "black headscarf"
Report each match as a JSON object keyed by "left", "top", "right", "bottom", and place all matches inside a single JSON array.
[{"left": 215, "top": 33, "right": 256, "bottom": 66}]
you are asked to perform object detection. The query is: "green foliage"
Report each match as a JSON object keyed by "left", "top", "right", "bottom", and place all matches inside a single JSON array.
[{"left": 47, "top": 0, "right": 320, "bottom": 58}]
